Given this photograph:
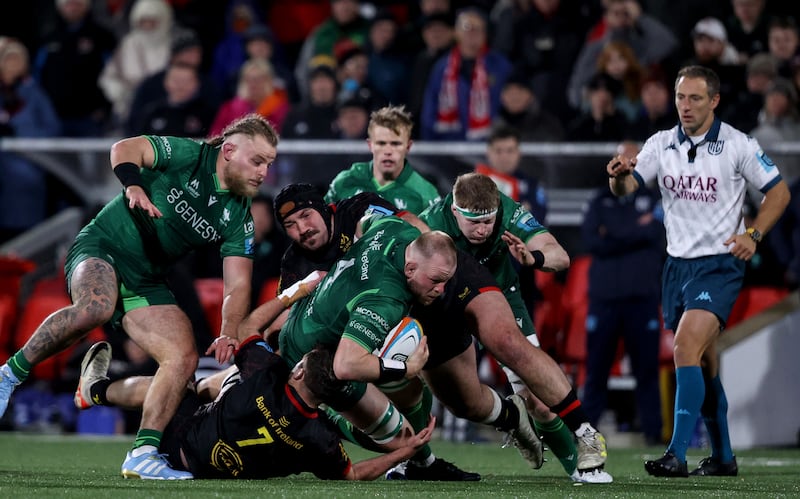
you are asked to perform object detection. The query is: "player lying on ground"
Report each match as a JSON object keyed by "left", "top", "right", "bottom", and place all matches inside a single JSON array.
[{"left": 75, "top": 338, "right": 434, "bottom": 480}]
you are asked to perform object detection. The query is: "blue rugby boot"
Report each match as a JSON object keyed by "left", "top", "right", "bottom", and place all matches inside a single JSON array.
[{"left": 121, "top": 449, "right": 194, "bottom": 480}]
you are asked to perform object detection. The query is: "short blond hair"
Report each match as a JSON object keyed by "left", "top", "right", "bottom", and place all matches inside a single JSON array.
[
  {"left": 368, "top": 105, "right": 414, "bottom": 137},
  {"left": 453, "top": 173, "right": 500, "bottom": 213}
]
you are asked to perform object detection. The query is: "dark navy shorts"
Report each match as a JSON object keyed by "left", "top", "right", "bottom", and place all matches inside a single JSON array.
[{"left": 661, "top": 254, "right": 745, "bottom": 331}]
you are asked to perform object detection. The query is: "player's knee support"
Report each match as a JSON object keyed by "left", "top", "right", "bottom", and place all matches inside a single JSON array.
[{"left": 362, "top": 402, "right": 405, "bottom": 445}]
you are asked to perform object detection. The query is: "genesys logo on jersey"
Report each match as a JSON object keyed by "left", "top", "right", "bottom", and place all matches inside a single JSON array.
[
  {"left": 662, "top": 175, "right": 718, "bottom": 203},
  {"left": 347, "top": 319, "right": 381, "bottom": 345},
  {"left": 166, "top": 188, "right": 221, "bottom": 242}
]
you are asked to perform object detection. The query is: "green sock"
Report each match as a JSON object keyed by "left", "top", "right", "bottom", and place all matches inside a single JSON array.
[
  {"left": 535, "top": 417, "right": 578, "bottom": 475},
  {"left": 403, "top": 384, "right": 434, "bottom": 464},
  {"left": 322, "top": 406, "right": 384, "bottom": 453},
  {"left": 132, "top": 429, "right": 162, "bottom": 451},
  {"left": 8, "top": 350, "right": 32, "bottom": 382}
]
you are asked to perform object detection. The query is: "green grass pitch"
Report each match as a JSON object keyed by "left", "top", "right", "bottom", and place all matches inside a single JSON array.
[{"left": 1, "top": 432, "right": 799, "bottom": 498}]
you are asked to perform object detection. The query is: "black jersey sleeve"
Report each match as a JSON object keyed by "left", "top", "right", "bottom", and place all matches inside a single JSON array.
[
  {"left": 234, "top": 336, "right": 283, "bottom": 381},
  {"left": 335, "top": 192, "right": 397, "bottom": 222},
  {"left": 446, "top": 250, "right": 502, "bottom": 308},
  {"left": 309, "top": 439, "right": 353, "bottom": 480},
  {"left": 278, "top": 248, "right": 327, "bottom": 292},
  {"left": 411, "top": 250, "right": 502, "bottom": 368}
]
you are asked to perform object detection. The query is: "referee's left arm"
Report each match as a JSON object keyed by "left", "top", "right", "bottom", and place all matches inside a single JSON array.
[{"left": 750, "top": 180, "right": 791, "bottom": 239}]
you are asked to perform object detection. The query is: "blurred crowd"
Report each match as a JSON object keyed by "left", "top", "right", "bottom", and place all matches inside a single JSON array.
[
  {"left": 0, "top": 0, "right": 798, "bottom": 143},
  {"left": 1, "top": 0, "right": 799, "bottom": 242}
]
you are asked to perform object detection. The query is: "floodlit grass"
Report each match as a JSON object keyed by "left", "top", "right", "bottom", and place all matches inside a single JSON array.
[{"left": 1, "top": 432, "right": 799, "bottom": 498}]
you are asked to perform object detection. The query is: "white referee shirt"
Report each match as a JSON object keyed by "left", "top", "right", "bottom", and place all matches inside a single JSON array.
[{"left": 633, "top": 117, "right": 783, "bottom": 259}]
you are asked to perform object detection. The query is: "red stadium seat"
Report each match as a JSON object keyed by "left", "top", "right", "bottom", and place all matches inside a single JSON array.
[
  {"left": 14, "top": 277, "right": 104, "bottom": 381},
  {"left": 659, "top": 327, "right": 675, "bottom": 366},
  {"left": 0, "top": 256, "right": 36, "bottom": 358},
  {"left": 559, "top": 255, "right": 592, "bottom": 386},
  {"left": 258, "top": 277, "right": 281, "bottom": 306},
  {"left": 0, "top": 294, "right": 17, "bottom": 359},
  {"left": 726, "top": 286, "right": 790, "bottom": 328},
  {"left": 533, "top": 270, "right": 565, "bottom": 357},
  {"left": 558, "top": 255, "right": 637, "bottom": 387},
  {"left": 194, "top": 278, "right": 224, "bottom": 337}
]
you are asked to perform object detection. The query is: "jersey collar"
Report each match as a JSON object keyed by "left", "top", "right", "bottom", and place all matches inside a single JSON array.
[
  {"left": 677, "top": 116, "right": 722, "bottom": 144},
  {"left": 285, "top": 384, "right": 318, "bottom": 419},
  {"left": 211, "top": 172, "right": 231, "bottom": 194},
  {"left": 369, "top": 160, "right": 413, "bottom": 191}
]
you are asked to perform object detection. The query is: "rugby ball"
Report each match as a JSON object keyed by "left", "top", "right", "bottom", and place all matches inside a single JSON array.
[{"left": 373, "top": 317, "right": 424, "bottom": 390}]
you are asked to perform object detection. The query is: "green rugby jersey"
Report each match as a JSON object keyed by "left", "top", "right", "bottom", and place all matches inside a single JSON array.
[
  {"left": 279, "top": 216, "right": 420, "bottom": 366},
  {"left": 420, "top": 191, "right": 548, "bottom": 290},
  {"left": 325, "top": 161, "right": 441, "bottom": 215},
  {"left": 85, "top": 136, "right": 255, "bottom": 276}
]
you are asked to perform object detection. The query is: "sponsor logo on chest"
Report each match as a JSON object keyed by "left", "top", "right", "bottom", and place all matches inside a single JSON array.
[{"left": 167, "top": 187, "right": 224, "bottom": 242}]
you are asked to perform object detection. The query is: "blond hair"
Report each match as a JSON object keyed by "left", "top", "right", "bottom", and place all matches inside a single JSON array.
[
  {"left": 368, "top": 105, "right": 414, "bottom": 137},
  {"left": 206, "top": 113, "right": 279, "bottom": 147},
  {"left": 453, "top": 173, "right": 500, "bottom": 213}
]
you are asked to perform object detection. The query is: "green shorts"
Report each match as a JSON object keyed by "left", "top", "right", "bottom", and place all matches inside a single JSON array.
[
  {"left": 504, "top": 283, "right": 536, "bottom": 338},
  {"left": 64, "top": 228, "right": 176, "bottom": 329}
]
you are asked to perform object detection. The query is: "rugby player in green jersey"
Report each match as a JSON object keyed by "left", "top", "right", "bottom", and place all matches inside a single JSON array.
[
  {"left": 325, "top": 105, "right": 441, "bottom": 214},
  {"left": 0, "top": 114, "right": 276, "bottom": 480},
  {"left": 420, "top": 172, "right": 612, "bottom": 481},
  {"left": 277, "top": 218, "right": 461, "bottom": 467}
]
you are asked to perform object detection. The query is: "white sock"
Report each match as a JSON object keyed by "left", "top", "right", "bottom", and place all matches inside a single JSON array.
[
  {"left": 131, "top": 445, "right": 157, "bottom": 458},
  {"left": 480, "top": 389, "right": 503, "bottom": 424}
]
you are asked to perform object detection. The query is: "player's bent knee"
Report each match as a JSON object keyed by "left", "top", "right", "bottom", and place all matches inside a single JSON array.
[
  {"left": 362, "top": 401, "right": 405, "bottom": 446},
  {"left": 161, "top": 349, "right": 199, "bottom": 377},
  {"left": 383, "top": 376, "right": 422, "bottom": 408},
  {"left": 72, "top": 304, "right": 114, "bottom": 332},
  {"left": 452, "top": 402, "right": 484, "bottom": 421}
]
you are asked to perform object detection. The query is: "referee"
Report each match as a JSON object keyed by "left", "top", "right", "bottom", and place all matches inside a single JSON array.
[{"left": 607, "top": 65, "right": 790, "bottom": 477}]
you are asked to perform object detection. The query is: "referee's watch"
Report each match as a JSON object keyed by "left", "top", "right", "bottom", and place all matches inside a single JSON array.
[{"left": 746, "top": 227, "right": 762, "bottom": 243}]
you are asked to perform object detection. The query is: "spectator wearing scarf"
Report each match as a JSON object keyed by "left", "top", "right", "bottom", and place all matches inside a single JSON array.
[{"left": 420, "top": 8, "right": 511, "bottom": 141}]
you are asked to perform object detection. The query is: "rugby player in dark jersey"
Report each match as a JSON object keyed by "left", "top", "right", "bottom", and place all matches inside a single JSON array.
[{"left": 74, "top": 331, "right": 433, "bottom": 479}]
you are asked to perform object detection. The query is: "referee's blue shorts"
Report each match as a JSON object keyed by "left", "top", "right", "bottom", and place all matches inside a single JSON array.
[{"left": 661, "top": 254, "right": 745, "bottom": 331}]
